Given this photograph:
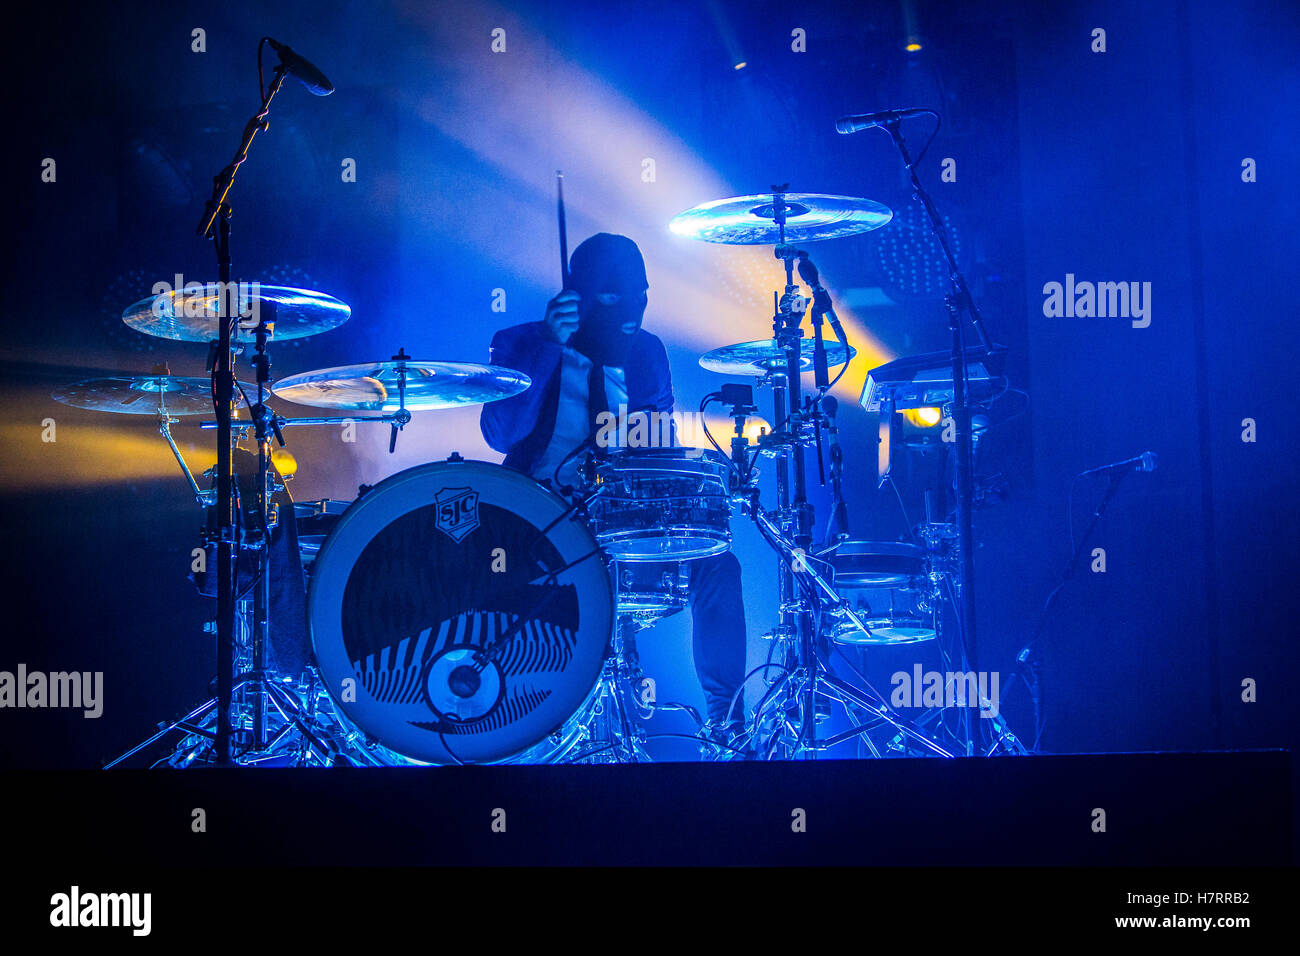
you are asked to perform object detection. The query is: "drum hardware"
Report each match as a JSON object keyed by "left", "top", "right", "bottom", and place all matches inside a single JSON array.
[
  {"left": 50, "top": 369, "right": 254, "bottom": 507},
  {"left": 189, "top": 38, "right": 337, "bottom": 765},
  {"left": 561, "top": 621, "right": 655, "bottom": 763},
  {"left": 741, "top": 507, "right": 962, "bottom": 755},
  {"left": 822, "top": 395, "right": 850, "bottom": 543},
  {"left": 868, "top": 116, "right": 1009, "bottom": 753},
  {"left": 101, "top": 35, "right": 393, "bottom": 766},
  {"left": 681, "top": 185, "right": 972, "bottom": 761},
  {"left": 613, "top": 561, "right": 690, "bottom": 624}
]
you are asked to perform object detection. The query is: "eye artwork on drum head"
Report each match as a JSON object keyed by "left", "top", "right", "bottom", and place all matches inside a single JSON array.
[{"left": 308, "top": 461, "right": 613, "bottom": 765}]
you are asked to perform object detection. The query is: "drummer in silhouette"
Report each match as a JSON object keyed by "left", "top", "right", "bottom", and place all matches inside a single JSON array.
[{"left": 481, "top": 233, "right": 748, "bottom": 753}]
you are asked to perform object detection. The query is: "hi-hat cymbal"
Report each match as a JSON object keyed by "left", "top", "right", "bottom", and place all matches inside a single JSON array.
[
  {"left": 700, "top": 339, "right": 857, "bottom": 376},
  {"left": 122, "top": 285, "right": 350, "bottom": 343},
  {"left": 669, "top": 193, "right": 892, "bottom": 244},
  {"left": 271, "top": 360, "right": 531, "bottom": 412},
  {"left": 51, "top": 376, "right": 251, "bottom": 416}
]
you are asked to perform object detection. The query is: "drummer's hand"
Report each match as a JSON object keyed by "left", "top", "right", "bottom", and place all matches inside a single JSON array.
[{"left": 543, "top": 290, "right": 581, "bottom": 344}]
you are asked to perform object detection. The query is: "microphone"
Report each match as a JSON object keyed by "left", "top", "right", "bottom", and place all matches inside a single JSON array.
[
  {"left": 266, "top": 38, "right": 335, "bottom": 95},
  {"left": 1079, "top": 451, "right": 1158, "bottom": 478},
  {"left": 796, "top": 255, "right": 848, "bottom": 343},
  {"left": 835, "top": 107, "right": 930, "bottom": 134},
  {"left": 823, "top": 395, "right": 850, "bottom": 539}
]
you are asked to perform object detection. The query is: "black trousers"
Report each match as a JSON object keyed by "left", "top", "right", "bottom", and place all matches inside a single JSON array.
[{"left": 685, "top": 551, "right": 747, "bottom": 730}]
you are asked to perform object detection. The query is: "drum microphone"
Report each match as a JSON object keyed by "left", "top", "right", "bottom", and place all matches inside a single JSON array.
[
  {"left": 1078, "top": 451, "right": 1158, "bottom": 478},
  {"left": 795, "top": 255, "right": 847, "bottom": 344},
  {"left": 835, "top": 108, "right": 930, "bottom": 134},
  {"left": 266, "top": 38, "right": 335, "bottom": 95},
  {"left": 823, "top": 395, "right": 850, "bottom": 538}
]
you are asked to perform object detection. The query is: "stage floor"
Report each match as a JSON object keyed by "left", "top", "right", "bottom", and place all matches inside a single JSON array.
[{"left": 10, "top": 750, "right": 1291, "bottom": 866}]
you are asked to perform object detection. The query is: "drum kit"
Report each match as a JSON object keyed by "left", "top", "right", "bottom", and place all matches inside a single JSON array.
[
  {"left": 80, "top": 183, "right": 1025, "bottom": 769},
  {"left": 84, "top": 49, "right": 1027, "bottom": 767}
]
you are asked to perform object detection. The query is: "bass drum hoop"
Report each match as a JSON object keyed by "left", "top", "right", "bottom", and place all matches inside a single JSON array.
[{"left": 308, "top": 459, "right": 613, "bottom": 765}]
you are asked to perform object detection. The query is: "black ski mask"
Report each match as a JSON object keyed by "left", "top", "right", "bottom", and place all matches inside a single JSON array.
[{"left": 566, "top": 233, "right": 648, "bottom": 368}]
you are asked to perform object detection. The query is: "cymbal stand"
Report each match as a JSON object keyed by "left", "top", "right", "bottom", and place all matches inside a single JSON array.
[
  {"left": 151, "top": 375, "right": 209, "bottom": 506},
  {"left": 763, "top": 187, "right": 818, "bottom": 757},
  {"left": 246, "top": 301, "right": 287, "bottom": 753},
  {"left": 746, "top": 503, "right": 956, "bottom": 759},
  {"left": 739, "top": 189, "right": 955, "bottom": 760}
]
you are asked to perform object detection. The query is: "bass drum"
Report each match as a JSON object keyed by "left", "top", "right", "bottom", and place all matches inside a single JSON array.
[{"left": 308, "top": 459, "right": 613, "bottom": 765}]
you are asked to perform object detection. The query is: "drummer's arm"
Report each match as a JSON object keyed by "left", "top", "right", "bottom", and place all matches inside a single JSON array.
[{"left": 480, "top": 323, "right": 563, "bottom": 454}]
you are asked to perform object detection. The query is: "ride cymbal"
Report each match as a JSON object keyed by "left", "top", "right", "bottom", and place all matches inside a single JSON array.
[
  {"left": 670, "top": 193, "right": 892, "bottom": 245},
  {"left": 122, "top": 285, "right": 350, "bottom": 343}
]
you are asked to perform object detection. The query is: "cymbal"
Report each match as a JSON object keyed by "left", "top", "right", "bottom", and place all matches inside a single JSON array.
[
  {"left": 271, "top": 360, "right": 532, "bottom": 412},
  {"left": 51, "top": 375, "right": 251, "bottom": 416},
  {"left": 669, "top": 193, "right": 892, "bottom": 244},
  {"left": 700, "top": 339, "right": 857, "bottom": 376},
  {"left": 122, "top": 285, "right": 350, "bottom": 343}
]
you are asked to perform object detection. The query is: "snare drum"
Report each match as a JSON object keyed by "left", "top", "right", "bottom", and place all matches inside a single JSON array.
[{"left": 587, "top": 448, "right": 734, "bottom": 561}]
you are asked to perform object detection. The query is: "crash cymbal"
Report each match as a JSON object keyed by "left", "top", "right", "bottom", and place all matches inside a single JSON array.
[
  {"left": 669, "top": 193, "right": 892, "bottom": 244},
  {"left": 122, "top": 285, "right": 350, "bottom": 343},
  {"left": 271, "top": 360, "right": 531, "bottom": 412},
  {"left": 51, "top": 375, "right": 251, "bottom": 416},
  {"left": 699, "top": 338, "right": 857, "bottom": 376}
]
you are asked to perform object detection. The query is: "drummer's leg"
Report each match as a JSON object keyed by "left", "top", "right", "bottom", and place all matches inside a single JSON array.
[{"left": 688, "top": 551, "right": 747, "bottom": 734}]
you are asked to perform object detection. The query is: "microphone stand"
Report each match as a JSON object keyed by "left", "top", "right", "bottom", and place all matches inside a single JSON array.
[
  {"left": 195, "top": 63, "right": 290, "bottom": 765},
  {"left": 1000, "top": 466, "right": 1143, "bottom": 759},
  {"left": 878, "top": 118, "right": 1001, "bottom": 753},
  {"left": 1008, "top": 468, "right": 1132, "bottom": 694}
]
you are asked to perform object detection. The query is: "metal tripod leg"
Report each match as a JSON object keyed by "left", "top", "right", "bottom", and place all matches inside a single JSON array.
[{"left": 103, "top": 697, "right": 220, "bottom": 769}]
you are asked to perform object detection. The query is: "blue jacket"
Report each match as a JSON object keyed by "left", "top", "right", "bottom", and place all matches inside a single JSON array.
[{"left": 480, "top": 321, "right": 675, "bottom": 475}]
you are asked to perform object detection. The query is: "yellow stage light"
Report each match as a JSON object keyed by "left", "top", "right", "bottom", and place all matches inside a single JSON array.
[{"left": 902, "top": 406, "right": 942, "bottom": 427}]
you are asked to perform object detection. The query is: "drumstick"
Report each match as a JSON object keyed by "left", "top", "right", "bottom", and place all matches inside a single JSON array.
[{"left": 557, "top": 170, "right": 570, "bottom": 289}]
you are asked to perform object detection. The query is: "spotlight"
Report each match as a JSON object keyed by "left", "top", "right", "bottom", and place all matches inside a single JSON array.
[
  {"left": 271, "top": 448, "right": 299, "bottom": 478},
  {"left": 901, "top": 405, "right": 945, "bottom": 450},
  {"left": 902, "top": 0, "right": 924, "bottom": 55},
  {"left": 902, "top": 406, "right": 942, "bottom": 427}
]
